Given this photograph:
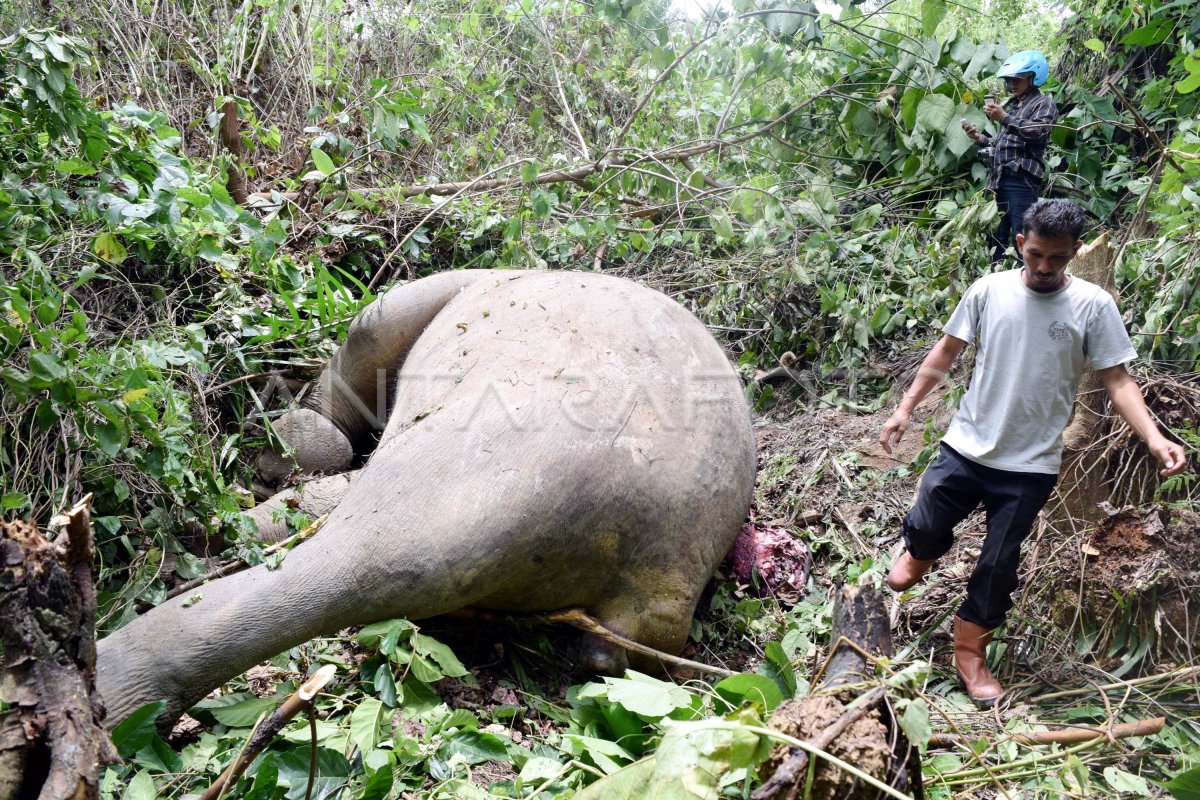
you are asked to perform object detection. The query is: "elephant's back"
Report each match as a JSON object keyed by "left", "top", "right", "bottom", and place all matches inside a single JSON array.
[
  {"left": 360, "top": 271, "right": 754, "bottom": 603},
  {"left": 386, "top": 271, "right": 749, "bottom": 453}
]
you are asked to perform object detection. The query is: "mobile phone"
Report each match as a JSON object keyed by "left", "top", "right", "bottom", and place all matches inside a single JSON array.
[{"left": 985, "top": 95, "right": 996, "bottom": 106}]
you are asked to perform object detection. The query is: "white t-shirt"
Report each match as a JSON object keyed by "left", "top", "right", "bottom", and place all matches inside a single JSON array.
[{"left": 941, "top": 268, "right": 1138, "bottom": 474}]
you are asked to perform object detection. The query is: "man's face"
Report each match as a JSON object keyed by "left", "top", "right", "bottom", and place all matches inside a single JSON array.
[
  {"left": 1004, "top": 74, "right": 1032, "bottom": 96},
  {"left": 1016, "top": 230, "right": 1082, "bottom": 292}
]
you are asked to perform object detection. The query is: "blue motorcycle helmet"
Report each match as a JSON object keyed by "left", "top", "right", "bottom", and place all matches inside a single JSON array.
[{"left": 996, "top": 50, "right": 1049, "bottom": 87}]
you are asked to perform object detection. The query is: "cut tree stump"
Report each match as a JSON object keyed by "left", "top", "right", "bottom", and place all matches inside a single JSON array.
[
  {"left": 755, "top": 585, "right": 921, "bottom": 800},
  {"left": 0, "top": 497, "right": 118, "bottom": 800},
  {"left": 1055, "top": 233, "right": 1117, "bottom": 527},
  {"left": 820, "top": 583, "right": 895, "bottom": 688}
]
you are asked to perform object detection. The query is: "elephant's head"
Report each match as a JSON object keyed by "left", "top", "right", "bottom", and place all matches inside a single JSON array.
[{"left": 255, "top": 408, "right": 353, "bottom": 492}]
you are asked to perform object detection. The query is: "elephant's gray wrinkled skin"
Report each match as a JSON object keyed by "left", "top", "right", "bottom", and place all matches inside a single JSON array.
[{"left": 96, "top": 270, "right": 756, "bottom": 725}]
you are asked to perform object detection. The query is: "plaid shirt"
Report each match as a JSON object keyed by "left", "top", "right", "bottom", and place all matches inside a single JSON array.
[{"left": 981, "top": 88, "right": 1057, "bottom": 191}]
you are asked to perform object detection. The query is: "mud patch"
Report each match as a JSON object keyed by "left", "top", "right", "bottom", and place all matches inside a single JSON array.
[{"left": 758, "top": 695, "right": 890, "bottom": 800}]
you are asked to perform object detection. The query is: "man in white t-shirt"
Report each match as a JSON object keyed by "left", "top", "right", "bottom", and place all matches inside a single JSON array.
[{"left": 879, "top": 199, "right": 1187, "bottom": 707}]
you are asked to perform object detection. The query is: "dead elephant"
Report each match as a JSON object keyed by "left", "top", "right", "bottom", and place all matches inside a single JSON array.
[{"left": 96, "top": 270, "right": 756, "bottom": 724}]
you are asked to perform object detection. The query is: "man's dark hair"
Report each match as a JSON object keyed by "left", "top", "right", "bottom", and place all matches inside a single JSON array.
[{"left": 1022, "top": 199, "right": 1085, "bottom": 240}]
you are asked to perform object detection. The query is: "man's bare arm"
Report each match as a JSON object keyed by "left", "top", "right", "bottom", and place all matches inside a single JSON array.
[
  {"left": 1096, "top": 364, "right": 1187, "bottom": 477},
  {"left": 880, "top": 334, "right": 967, "bottom": 454}
]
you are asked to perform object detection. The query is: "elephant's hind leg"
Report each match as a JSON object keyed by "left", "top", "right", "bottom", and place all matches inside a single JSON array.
[{"left": 581, "top": 570, "right": 705, "bottom": 676}]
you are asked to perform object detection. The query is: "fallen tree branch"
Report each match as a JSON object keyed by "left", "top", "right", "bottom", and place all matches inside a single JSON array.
[
  {"left": 164, "top": 514, "right": 328, "bottom": 601},
  {"left": 444, "top": 606, "right": 736, "bottom": 677},
  {"left": 544, "top": 608, "right": 736, "bottom": 677},
  {"left": 198, "top": 664, "right": 337, "bottom": 800},
  {"left": 247, "top": 84, "right": 839, "bottom": 209},
  {"left": 928, "top": 717, "right": 1165, "bottom": 749}
]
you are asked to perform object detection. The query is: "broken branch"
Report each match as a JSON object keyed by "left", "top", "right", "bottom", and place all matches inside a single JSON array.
[{"left": 198, "top": 665, "right": 337, "bottom": 800}]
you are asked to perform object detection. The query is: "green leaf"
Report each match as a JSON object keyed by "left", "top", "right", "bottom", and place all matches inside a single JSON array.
[
  {"left": 55, "top": 158, "right": 97, "bottom": 175},
  {"left": 1177, "top": 72, "right": 1200, "bottom": 95},
  {"left": 520, "top": 161, "right": 539, "bottom": 184},
  {"left": 605, "top": 672, "right": 694, "bottom": 718},
  {"left": 1083, "top": 38, "right": 1104, "bottom": 53},
  {"left": 197, "top": 237, "right": 224, "bottom": 262},
  {"left": 920, "top": 0, "right": 947, "bottom": 36},
  {"left": 714, "top": 673, "right": 784, "bottom": 712},
  {"left": 528, "top": 107, "right": 544, "bottom": 129},
  {"left": 310, "top": 147, "right": 336, "bottom": 177},
  {"left": 374, "top": 663, "right": 401, "bottom": 707},
  {"left": 915, "top": 93, "right": 954, "bottom": 134},
  {"left": 560, "top": 733, "right": 635, "bottom": 774},
  {"left": 710, "top": 211, "right": 736, "bottom": 239},
  {"left": 121, "top": 770, "right": 157, "bottom": 800},
  {"left": 439, "top": 730, "right": 511, "bottom": 765},
  {"left": 359, "top": 750, "right": 395, "bottom": 800},
  {"left": 897, "top": 698, "right": 931, "bottom": 753},
  {"left": 134, "top": 734, "right": 183, "bottom": 773},
  {"left": 412, "top": 633, "right": 468, "bottom": 678},
  {"left": 407, "top": 653, "right": 443, "bottom": 683},
  {"left": 1, "top": 492, "right": 29, "bottom": 510},
  {"left": 94, "top": 420, "right": 123, "bottom": 457},
  {"left": 209, "top": 694, "right": 279, "bottom": 727},
  {"left": 245, "top": 754, "right": 280, "bottom": 800},
  {"left": 530, "top": 189, "right": 556, "bottom": 218},
  {"left": 110, "top": 700, "right": 167, "bottom": 757},
  {"left": 574, "top": 757, "right": 657, "bottom": 798},
  {"left": 1163, "top": 765, "right": 1200, "bottom": 800},
  {"left": 91, "top": 233, "right": 127, "bottom": 264},
  {"left": 350, "top": 697, "right": 385, "bottom": 754},
  {"left": 1121, "top": 19, "right": 1172, "bottom": 47},
  {"left": 1104, "top": 766, "right": 1151, "bottom": 796},
  {"left": 962, "top": 41, "right": 995, "bottom": 83},
  {"left": 28, "top": 351, "right": 66, "bottom": 381},
  {"left": 947, "top": 105, "right": 988, "bottom": 158}
]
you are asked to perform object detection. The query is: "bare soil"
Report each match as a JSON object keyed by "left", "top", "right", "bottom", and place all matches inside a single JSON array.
[{"left": 758, "top": 695, "right": 890, "bottom": 800}]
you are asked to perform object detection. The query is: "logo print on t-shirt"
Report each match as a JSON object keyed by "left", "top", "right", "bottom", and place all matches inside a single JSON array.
[{"left": 1048, "top": 321, "right": 1070, "bottom": 342}]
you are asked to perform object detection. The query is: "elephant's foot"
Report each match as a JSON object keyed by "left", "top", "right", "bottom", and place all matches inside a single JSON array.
[
  {"left": 580, "top": 632, "right": 629, "bottom": 675},
  {"left": 583, "top": 589, "right": 697, "bottom": 677}
]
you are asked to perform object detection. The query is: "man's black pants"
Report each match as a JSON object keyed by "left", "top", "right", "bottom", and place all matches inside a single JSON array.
[
  {"left": 990, "top": 172, "right": 1040, "bottom": 263},
  {"left": 902, "top": 445, "right": 1057, "bottom": 629}
]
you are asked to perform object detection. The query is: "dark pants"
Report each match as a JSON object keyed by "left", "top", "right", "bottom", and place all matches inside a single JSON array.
[
  {"left": 903, "top": 445, "right": 1057, "bottom": 628},
  {"left": 990, "top": 172, "right": 1040, "bottom": 263}
]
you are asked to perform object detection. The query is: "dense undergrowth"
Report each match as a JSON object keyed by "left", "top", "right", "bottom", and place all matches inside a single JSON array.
[{"left": 1, "top": 0, "right": 1199, "bottom": 796}]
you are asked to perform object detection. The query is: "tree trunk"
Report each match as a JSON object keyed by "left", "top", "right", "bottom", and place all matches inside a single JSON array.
[
  {"left": 1055, "top": 233, "right": 1116, "bottom": 526},
  {"left": 821, "top": 584, "right": 894, "bottom": 687},
  {"left": 0, "top": 498, "right": 118, "bottom": 800},
  {"left": 219, "top": 98, "right": 250, "bottom": 206}
]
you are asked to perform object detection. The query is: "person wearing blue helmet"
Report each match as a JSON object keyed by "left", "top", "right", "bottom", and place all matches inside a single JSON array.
[{"left": 961, "top": 50, "right": 1057, "bottom": 262}]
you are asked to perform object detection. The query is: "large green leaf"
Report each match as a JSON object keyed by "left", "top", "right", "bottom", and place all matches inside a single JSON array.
[
  {"left": 575, "top": 716, "right": 770, "bottom": 800},
  {"left": 713, "top": 673, "right": 784, "bottom": 712},
  {"left": 438, "top": 730, "right": 511, "bottom": 765},
  {"left": 962, "top": 41, "right": 996, "bottom": 83},
  {"left": 350, "top": 697, "right": 385, "bottom": 754},
  {"left": 915, "top": 93, "right": 954, "bottom": 134},
  {"left": 121, "top": 770, "right": 157, "bottom": 800},
  {"left": 945, "top": 104, "right": 988, "bottom": 157},
  {"left": 920, "top": 0, "right": 946, "bottom": 36},
  {"left": 1163, "top": 765, "right": 1200, "bottom": 800},
  {"left": 110, "top": 700, "right": 167, "bottom": 757},
  {"left": 605, "top": 672, "right": 695, "bottom": 718}
]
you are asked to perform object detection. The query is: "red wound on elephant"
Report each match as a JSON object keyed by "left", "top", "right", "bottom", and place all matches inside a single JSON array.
[{"left": 725, "top": 510, "right": 812, "bottom": 604}]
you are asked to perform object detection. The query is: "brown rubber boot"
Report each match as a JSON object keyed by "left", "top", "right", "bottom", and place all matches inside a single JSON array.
[
  {"left": 886, "top": 550, "right": 937, "bottom": 591},
  {"left": 954, "top": 616, "right": 1003, "bottom": 708}
]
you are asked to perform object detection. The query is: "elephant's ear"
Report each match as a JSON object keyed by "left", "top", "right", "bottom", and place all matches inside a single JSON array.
[{"left": 257, "top": 408, "right": 353, "bottom": 485}]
